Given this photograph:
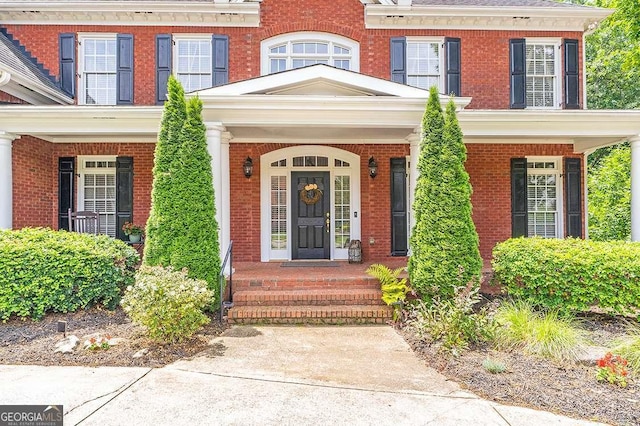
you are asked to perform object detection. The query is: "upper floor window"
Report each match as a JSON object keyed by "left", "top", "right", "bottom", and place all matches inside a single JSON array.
[
  {"left": 406, "top": 38, "right": 443, "bottom": 91},
  {"left": 79, "top": 34, "right": 117, "bottom": 105},
  {"left": 261, "top": 32, "right": 360, "bottom": 75},
  {"left": 174, "top": 35, "right": 212, "bottom": 92},
  {"left": 526, "top": 40, "right": 561, "bottom": 108}
]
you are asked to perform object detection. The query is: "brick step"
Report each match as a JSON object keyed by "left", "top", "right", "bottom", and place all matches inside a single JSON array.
[
  {"left": 231, "top": 277, "right": 380, "bottom": 291},
  {"left": 233, "top": 289, "right": 385, "bottom": 306},
  {"left": 227, "top": 305, "right": 393, "bottom": 325}
]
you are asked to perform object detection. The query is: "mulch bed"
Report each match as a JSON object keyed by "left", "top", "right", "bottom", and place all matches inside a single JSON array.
[
  {"left": 0, "top": 307, "right": 225, "bottom": 368},
  {"left": 400, "top": 314, "right": 640, "bottom": 426}
]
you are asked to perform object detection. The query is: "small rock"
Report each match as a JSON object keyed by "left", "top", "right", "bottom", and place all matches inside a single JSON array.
[
  {"left": 54, "top": 335, "right": 79, "bottom": 354},
  {"left": 576, "top": 345, "right": 610, "bottom": 366},
  {"left": 107, "top": 337, "right": 127, "bottom": 346},
  {"left": 132, "top": 348, "right": 149, "bottom": 359}
]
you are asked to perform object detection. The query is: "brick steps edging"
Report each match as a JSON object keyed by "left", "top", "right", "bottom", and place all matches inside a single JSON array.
[
  {"left": 232, "top": 277, "right": 380, "bottom": 291},
  {"left": 233, "top": 289, "right": 385, "bottom": 306},
  {"left": 227, "top": 304, "right": 393, "bottom": 325}
]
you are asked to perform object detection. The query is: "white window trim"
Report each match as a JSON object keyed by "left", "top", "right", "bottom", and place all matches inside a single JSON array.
[
  {"left": 260, "top": 32, "right": 360, "bottom": 75},
  {"left": 525, "top": 37, "right": 562, "bottom": 110},
  {"left": 260, "top": 146, "right": 361, "bottom": 262},
  {"left": 77, "top": 33, "right": 117, "bottom": 106},
  {"left": 172, "top": 34, "right": 213, "bottom": 92},
  {"left": 526, "top": 156, "right": 564, "bottom": 238},
  {"left": 77, "top": 155, "right": 117, "bottom": 236},
  {"left": 405, "top": 36, "right": 445, "bottom": 93}
]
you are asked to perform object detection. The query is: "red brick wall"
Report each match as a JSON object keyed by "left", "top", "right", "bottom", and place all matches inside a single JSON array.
[
  {"left": 0, "top": 91, "right": 28, "bottom": 104},
  {"left": 3, "top": 0, "right": 584, "bottom": 108},
  {"left": 12, "top": 139, "right": 155, "bottom": 230},
  {"left": 466, "top": 144, "right": 583, "bottom": 263},
  {"left": 12, "top": 136, "right": 55, "bottom": 228}
]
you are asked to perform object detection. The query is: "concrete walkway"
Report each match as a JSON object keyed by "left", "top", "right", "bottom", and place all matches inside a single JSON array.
[{"left": 0, "top": 326, "right": 602, "bottom": 425}]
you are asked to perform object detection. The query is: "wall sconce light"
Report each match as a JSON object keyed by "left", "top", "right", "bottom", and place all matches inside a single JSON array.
[
  {"left": 368, "top": 156, "right": 378, "bottom": 178},
  {"left": 243, "top": 157, "right": 253, "bottom": 178}
]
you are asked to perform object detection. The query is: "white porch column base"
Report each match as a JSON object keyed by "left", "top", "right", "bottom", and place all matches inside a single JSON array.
[
  {"left": 0, "top": 132, "right": 17, "bottom": 229},
  {"left": 205, "top": 124, "right": 231, "bottom": 264},
  {"left": 407, "top": 129, "right": 421, "bottom": 255},
  {"left": 631, "top": 137, "right": 640, "bottom": 241}
]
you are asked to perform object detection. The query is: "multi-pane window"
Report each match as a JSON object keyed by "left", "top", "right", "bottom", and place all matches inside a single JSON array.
[
  {"left": 175, "top": 38, "right": 212, "bottom": 92},
  {"left": 527, "top": 161, "right": 559, "bottom": 238},
  {"left": 80, "top": 36, "right": 117, "bottom": 105},
  {"left": 334, "top": 176, "right": 351, "bottom": 249},
  {"left": 271, "top": 176, "right": 287, "bottom": 250},
  {"left": 526, "top": 42, "right": 559, "bottom": 108},
  {"left": 406, "top": 40, "right": 441, "bottom": 91},
  {"left": 262, "top": 33, "right": 359, "bottom": 75},
  {"left": 80, "top": 159, "right": 117, "bottom": 237},
  {"left": 292, "top": 156, "right": 329, "bottom": 167}
]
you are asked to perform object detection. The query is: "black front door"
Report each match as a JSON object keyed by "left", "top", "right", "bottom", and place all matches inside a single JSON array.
[{"left": 292, "top": 172, "right": 330, "bottom": 260}]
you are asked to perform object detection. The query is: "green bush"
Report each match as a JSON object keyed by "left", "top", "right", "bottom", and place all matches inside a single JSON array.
[
  {"left": 121, "top": 266, "right": 214, "bottom": 343},
  {"left": 408, "top": 286, "right": 494, "bottom": 355},
  {"left": 493, "top": 300, "right": 586, "bottom": 362},
  {"left": 0, "top": 228, "right": 138, "bottom": 321},
  {"left": 492, "top": 237, "right": 640, "bottom": 316},
  {"left": 366, "top": 264, "right": 411, "bottom": 320}
]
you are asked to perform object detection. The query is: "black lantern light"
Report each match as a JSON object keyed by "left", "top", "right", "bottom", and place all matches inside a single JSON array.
[
  {"left": 368, "top": 156, "right": 378, "bottom": 178},
  {"left": 243, "top": 157, "right": 253, "bottom": 178}
]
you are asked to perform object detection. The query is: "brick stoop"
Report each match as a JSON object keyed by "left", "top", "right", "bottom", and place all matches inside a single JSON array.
[{"left": 227, "top": 289, "right": 392, "bottom": 324}]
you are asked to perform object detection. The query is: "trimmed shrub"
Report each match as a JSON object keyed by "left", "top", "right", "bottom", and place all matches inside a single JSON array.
[
  {"left": 408, "top": 89, "right": 482, "bottom": 302},
  {"left": 0, "top": 228, "right": 138, "bottom": 321},
  {"left": 492, "top": 237, "right": 640, "bottom": 316},
  {"left": 121, "top": 266, "right": 214, "bottom": 343}
]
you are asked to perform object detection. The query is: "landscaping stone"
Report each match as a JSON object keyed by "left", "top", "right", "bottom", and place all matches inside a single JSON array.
[
  {"left": 576, "top": 345, "right": 610, "bottom": 366},
  {"left": 54, "top": 335, "right": 79, "bottom": 354},
  {"left": 132, "top": 349, "right": 149, "bottom": 359}
]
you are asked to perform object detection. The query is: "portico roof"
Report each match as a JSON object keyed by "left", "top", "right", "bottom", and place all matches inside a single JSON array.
[{"left": 0, "top": 65, "right": 639, "bottom": 152}]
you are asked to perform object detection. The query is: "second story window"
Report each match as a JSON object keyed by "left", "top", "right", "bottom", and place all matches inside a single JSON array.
[
  {"left": 526, "top": 41, "right": 561, "bottom": 108},
  {"left": 261, "top": 32, "right": 360, "bottom": 75},
  {"left": 79, "top": 34, "right": 117, "bottom": 105},
  {"left": 406, "top": 39, "right": 443, "bottom": 91},
  {"left": 174, "top": 36, "right": 212, "bottom": 92}
]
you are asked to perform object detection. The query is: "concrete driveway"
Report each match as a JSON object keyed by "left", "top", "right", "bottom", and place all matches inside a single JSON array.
[{"left": 0, "top": 326, "right": 602, "bottom": 425}]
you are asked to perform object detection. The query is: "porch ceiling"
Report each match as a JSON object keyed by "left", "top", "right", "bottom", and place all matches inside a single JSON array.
[{"left": 1, "top": 105, "right": 640, "bottom": 151}]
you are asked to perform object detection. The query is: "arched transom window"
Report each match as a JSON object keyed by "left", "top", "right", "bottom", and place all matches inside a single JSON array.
[{"left": 261, "top": 32, "right": 360, "bottom": 75}]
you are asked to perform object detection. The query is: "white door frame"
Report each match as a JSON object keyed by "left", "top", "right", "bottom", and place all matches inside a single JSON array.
[{"left": 260, "top": 145, "right": 361, "bottom": 261}]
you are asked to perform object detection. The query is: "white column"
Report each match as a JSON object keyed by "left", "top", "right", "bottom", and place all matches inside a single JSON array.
[
  {"left": 220, "top": 131, "right": 231, "bottom": 260},
  {"left": 407, "top": 129, "right": 421, "bottom": 234},
  {"left": 205, "top": 124, "right": 231, "bottom": 261},
  {"left": 631, "top": 137, "right": 640, "bottom": 241},
  {"left": 0, "top": 132, "right": 16, "bottom": 230}
]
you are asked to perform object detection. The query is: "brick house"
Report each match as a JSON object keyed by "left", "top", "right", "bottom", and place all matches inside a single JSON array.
[{"left": 2, "top": 0, "right": 640, "bottom": 269}]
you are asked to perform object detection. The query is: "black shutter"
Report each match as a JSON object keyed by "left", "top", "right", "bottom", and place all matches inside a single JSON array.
[
  {"left": 564, "top": 39, "right": 580, "bottom": 109},
  {"left": 59, "top": 33, "right": 76, "bottom": 97},
  {"left": 564, "top": 158, "right": 583, "bottom": 238},
  {"left": 390, "top": 37, "right": 406, "bottom": 84},
  {"left": 116, "top": 34, "right": 134, "bottom": 105},
  {"left": 511, "top": 158, "right": 528, "bottom": 237},
  {"left": 390, "top": 158, "right": 408, "bottom": 256},
  {"left": 510, "top": 39, "right": 526, "bottom": 109},
  {"left": 116, "top": 157, "right": 134, "bottom": 240},
  {"left": 58, "top": 157, "right": 75, "bottom": 230},
  {"left": 445, "top": 37, "right": 461, "bottom": 96},
  {"left": 212, "top": 35, "right": 229, "bottom": 87},
  {"left": 156, "top": 34, "right": 172, "bottom": 104}
]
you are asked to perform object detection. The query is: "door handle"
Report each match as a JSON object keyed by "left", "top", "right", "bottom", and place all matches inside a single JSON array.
[{"left": 326, "top": 212, "right": 330, "bottom": 233}]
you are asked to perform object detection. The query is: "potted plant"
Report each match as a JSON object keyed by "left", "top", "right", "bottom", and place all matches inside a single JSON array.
[{"left": 122, "top": 222, "right": 144, "bottom": 243}]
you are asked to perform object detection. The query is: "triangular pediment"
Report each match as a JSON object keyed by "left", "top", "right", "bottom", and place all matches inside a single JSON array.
[{"left": 195, "top": 64, "right": 433, "bottom": 98}]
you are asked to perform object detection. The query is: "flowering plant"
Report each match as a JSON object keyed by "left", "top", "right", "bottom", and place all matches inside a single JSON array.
[
  {"left": 122, "top": 222, "right": 144, "bottom": 236},
  {"left": 87, "top": 335, "right": 112, "bottom": 351},
  {"left": 596, "top": 352, "right": 629, "bottom": 387}
]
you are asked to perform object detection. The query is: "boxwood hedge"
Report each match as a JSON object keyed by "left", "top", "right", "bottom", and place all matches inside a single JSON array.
[
  {"left": 492, "top": 237, "right": 640, "bottom": 316},
  {"left": 0, "top": 228, "right": 139, "bottom": 321}
]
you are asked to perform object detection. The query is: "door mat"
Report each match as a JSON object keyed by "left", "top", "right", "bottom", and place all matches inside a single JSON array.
[{"left": 281, "top": 261, "right": 340, "bottom": 268}]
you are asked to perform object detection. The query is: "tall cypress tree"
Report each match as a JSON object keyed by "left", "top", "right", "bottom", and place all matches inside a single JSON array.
[
  {"left": 144, "top": 76, "right": 187, "bottom": 266},
  {"left": 408, "top": 88, "right": 482, "bottom": 302},
  {"left": 170, "top": 96, "right": 221, "bottom": 292}
]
